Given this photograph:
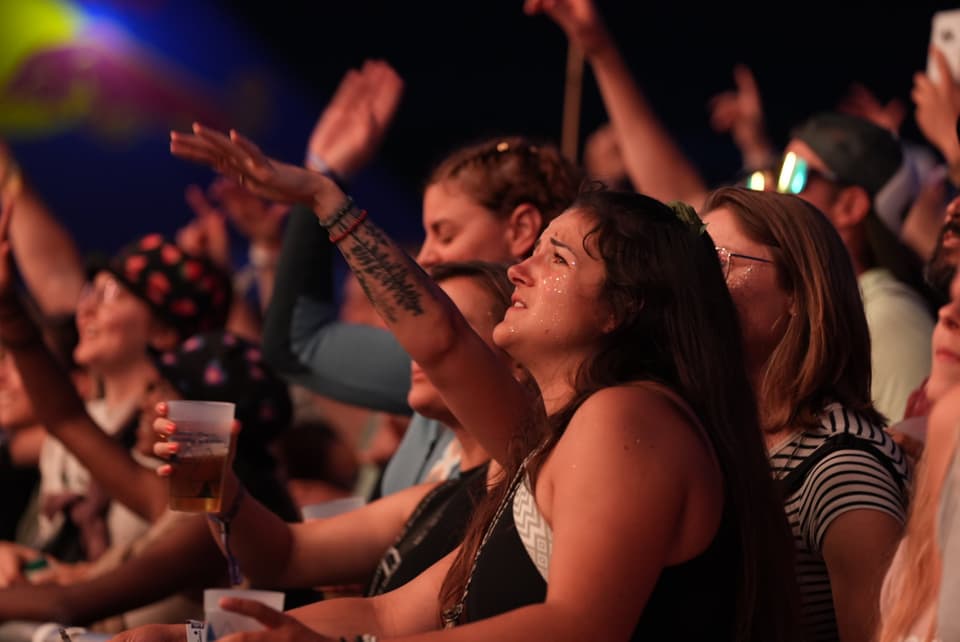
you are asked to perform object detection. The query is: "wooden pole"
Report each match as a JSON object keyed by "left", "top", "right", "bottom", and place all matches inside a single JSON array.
[{"left": 561, "top": 44, "right": 584, "bottom": 163}]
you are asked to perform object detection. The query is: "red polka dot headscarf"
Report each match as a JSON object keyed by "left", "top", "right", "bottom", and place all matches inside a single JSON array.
[{"left": 102, "top": 234, "right": 232, "bottom": 340}]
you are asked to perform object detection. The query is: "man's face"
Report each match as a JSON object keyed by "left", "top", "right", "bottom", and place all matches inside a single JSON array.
[{"left": 926, "top": 195, "right": 960, "bottom": 300}]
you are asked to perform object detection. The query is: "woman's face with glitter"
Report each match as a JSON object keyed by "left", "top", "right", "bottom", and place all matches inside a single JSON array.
[
  {"left": 495, "top": 209, "right": 612, "bottom": 369},
  {"left": 703, "top": 207, "right": 792, "bottom": 373}
]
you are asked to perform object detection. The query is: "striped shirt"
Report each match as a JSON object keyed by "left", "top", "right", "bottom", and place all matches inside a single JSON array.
[{"left": 769, "top": 403, "right": 910, "bottom": 642}]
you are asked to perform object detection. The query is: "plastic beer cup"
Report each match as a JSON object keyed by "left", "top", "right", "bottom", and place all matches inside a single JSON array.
[{"left": 166, "top": 400, "right": 235, "bottom": 512}]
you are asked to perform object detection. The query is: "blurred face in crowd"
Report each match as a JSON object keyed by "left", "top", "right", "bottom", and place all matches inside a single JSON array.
[
  {"left": 0, "top": 347, "right": 35, "bottom": 432},
  {"left": 703, "top": 207, "right": 792, "bottom": 373},
  {"left": 407, "top": 276, "right": 505, "bottom": 425},
  {"left": 74, "top": 271, "right": 157, "bottom": 375},
  {"left": 926, "top": 195, "right": 960, "bottom": 300},
  {"left": 416, "top": 179, "right": 519, "bottom": 269},
  {"left": 928, "top": 271, "right": 960, "bottom": 403}
]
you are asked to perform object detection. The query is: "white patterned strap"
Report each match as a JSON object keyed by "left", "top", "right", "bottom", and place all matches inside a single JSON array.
[{"left": 513, "top": 474, "right": 552, "bottom": 581}]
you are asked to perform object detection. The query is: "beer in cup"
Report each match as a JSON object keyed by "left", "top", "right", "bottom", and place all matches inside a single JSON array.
[{"left": 166, "top": 400, "right": 235, "bottom": 512}]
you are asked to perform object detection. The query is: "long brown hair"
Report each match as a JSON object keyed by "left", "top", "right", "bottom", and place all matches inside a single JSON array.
[
  {"left": 427, "top": 136, "right": 583, "bottom": 232},
  {"left": 702, "top": 187, "right": 885, "bottom": 432},
  {"left": 440, "top": 189, "right": 800, "bottom": 641}
]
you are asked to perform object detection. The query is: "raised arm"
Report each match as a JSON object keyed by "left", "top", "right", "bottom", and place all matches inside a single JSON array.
[
  {"left": 0, "top": 142, "right": 84, "bottom": 315},
  {"left": 913, "top": 46, "right": 960, "bottom": 187},
  {"left": 0, "top": 199, "right": 166, "bottom": 522},
  {"left": 0, "top": 514, "right": 222, "bottom": 625},
  {"left": 708, "top": 65, "right": 777, "bottom": 171},
  {"left": 155, "top": 410, "right": 431, "bottom": 589},
  {"left": 525, "top": 0, "right": 708, "bottom": 207},
  {"left": 170, "top": 126, "right": 529, "bottom": 465},
  {"left": 177, "top": 182, "right": 262, "bottom": 342},
  {"left": 209, "top": 177, "right": 288, "bottom": 311},
  {"left": 263, "top": 205, "right": 412, "bottom": 415},
  {"left": 262, "top": 60, "right": 412, "bottom": 414}
]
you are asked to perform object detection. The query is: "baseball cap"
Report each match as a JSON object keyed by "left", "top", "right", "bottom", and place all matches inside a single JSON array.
[{"left": 790, "top": 112, "right": 917, "bottom": 233}]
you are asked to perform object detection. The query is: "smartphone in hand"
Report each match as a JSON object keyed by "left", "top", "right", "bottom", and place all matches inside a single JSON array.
[{"left": 929, "top": 9, "right": 960, "bottom": 84}]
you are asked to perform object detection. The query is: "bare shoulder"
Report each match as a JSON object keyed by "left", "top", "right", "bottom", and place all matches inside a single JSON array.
[
  {"left": 564, "top": 383, "right": 702, "bottom": 445},
  {"left": 551, "top": 383, "right": 710, "bottom": 473}
]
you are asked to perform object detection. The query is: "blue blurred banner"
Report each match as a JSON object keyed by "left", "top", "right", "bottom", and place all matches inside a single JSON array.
[{"left": 0, "top": 0, "right": 418, "bottom": 263}]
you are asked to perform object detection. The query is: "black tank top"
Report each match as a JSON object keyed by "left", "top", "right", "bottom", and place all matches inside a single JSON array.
[
  {"left": 463, "top": 486, "right": 740, "bottom": 640},
  {"left": 365, "top": 462, "right": 489, "bottom": 596}
]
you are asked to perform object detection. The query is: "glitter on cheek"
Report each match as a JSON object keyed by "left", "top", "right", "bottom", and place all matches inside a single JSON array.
[
  {"left": 724, "top": 265, "right": 756, "bottom": 289},
  {"left": 534, "top": 273, "right": 570, "bottom": 333}
]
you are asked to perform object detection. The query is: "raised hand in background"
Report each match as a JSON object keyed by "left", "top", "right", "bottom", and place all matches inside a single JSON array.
[
  {"left": 524, "top": 0, "right": 708, "bottom": 207},
  {"left": 0, "top": 141, "right": 84, "bottom": 315},
  {"left": 178, "top": 182, "right": 231, "bottom": 270},
  {"left": 913, "top": 46, "right": 960, "bottom": 185},
  {"left": 523, "top": 0, "right": 609, "bottom": 56},
  {"left": 838, "top": 82, "right": 907, "bottom": 134},
  {"left": 708, "top": 65, "right": 776, "bottom": 170},
  {"left": 305, "top": 60, "right": 404, "bottom": 180},
  {"left": 209, "top": 177, "right": 288, "bottom": 251}
]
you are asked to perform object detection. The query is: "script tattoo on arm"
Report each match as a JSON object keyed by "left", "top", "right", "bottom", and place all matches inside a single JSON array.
[{"left": 337, "top": 215, "right": 426, "bottom": 324}]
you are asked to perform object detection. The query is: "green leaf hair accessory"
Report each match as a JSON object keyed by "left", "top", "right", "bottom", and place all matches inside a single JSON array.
[{"left": 667, "top": 201, "right": 707, "bottom": 236}]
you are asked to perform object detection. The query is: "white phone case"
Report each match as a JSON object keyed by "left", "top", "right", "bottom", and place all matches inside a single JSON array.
[{"left": 929, "top": 9, "right": 960, "bottom": 83}]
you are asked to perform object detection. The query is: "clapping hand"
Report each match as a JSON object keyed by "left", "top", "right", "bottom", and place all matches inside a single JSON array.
[{"left": 306, "top": 60, "right": 404, "bottom": 179}]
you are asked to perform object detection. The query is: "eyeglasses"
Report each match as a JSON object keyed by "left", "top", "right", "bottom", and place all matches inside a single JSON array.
[
  {"left": 715, "top": 246, "right": 774, "bottom": 280},
  {"left": 741, "top": 169, "right": 775, "bottom": 192},
  {"left": 78, "top": 275, "right": 122, "bottom": 306},
  {"left": 772, "top": 151, "right": 838, "bottom": 195}
]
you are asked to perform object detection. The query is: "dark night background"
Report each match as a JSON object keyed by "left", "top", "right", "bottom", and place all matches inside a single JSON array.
[{"left": 2, "top": 0, "right": 959, "bottom": 261}]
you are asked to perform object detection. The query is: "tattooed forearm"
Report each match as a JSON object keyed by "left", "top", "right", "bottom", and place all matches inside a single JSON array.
[
  {"left": 350, "top": 223, "right": 424, "bottom": 317},
  {"left": 327, "top": 208, "right": 426, "bottom": 324}
]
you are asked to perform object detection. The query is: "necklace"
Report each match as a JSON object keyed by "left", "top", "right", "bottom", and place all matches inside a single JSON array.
[{"left": 441, "top": 448, "right": 540, "bottom": 628}]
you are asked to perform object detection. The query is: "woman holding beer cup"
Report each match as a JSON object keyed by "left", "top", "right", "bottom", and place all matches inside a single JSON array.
[
  {"left": 155, "top": 124, "right": 800, "bottom": 642},
  {"left": 152, "top": 261, "right": 516, "bottom": 601}
]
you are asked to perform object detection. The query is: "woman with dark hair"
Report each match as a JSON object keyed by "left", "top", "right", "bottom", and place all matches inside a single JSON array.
[
  {"left": 158, "top": 125, "right": 800, "bottom": 642},
  {"left": 702, "top": 186, "right": 909, "bottom": 642},
  {"left": 264, "top": 133, "right": 584, "bottom": 498}
]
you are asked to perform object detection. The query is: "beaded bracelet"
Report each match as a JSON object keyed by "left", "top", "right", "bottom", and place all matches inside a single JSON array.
[{"left": 320, "top": 196, "right": 357, "bottom": 231}]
